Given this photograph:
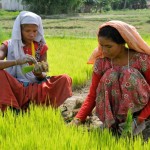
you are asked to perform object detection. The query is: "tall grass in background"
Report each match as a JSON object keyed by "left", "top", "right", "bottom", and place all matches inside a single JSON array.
[
  {"left": 46, "top": 37, "right": 97, "bottom": 89},
  {"left": 0, "top": 26, "right": 9, "bottom": 43},
  {"left": 0, "top": 106, "right": 150, "bottom": 149}
]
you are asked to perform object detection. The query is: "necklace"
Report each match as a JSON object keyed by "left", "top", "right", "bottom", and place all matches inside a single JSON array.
[{"left": 111, "top": 48, "right": 130, "bottom": 69}]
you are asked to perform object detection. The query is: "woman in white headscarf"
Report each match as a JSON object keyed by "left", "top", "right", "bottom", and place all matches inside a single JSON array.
[{"left": 0, "top": 11, "right": 72, "bottom": 111}]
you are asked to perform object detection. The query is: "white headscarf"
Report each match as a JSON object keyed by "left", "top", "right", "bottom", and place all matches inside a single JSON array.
[{"left": 6, "top": 11, "right": 45, "bottom": 83}]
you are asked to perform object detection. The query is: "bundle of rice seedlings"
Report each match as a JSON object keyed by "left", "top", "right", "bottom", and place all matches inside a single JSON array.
[
  {"left": 22, "top": 65, "right": 34, "bottom": 74},
  {"left": 121, "top": 109, "right": 133, "bottom": 137}
]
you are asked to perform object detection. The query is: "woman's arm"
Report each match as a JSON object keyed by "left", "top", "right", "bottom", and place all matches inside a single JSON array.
[
  {"left": 75, "top": 72, "right": 101, "bottom": 122},
  {"left": 33, "top": 51, "right": 49, "bottom": 80},
  {"left": 137, "top": 68, "right": 150, "bottom": 124},
  {"left": 0, "top": 44, "right": 17, "bottom": 70},
  {"left": 137, "top": 101, "right": 150, "bottom": 124}
]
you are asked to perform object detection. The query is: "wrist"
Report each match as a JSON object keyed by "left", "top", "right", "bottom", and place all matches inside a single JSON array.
[
  {"left": 73, "top": 118, "right": 82, "bottom": 125},
  {"left": 15, "top": 60, "right": 18, "bottom": 65},
  {"left": 33, "top": 71, "right": 42, "bottom": 76},
  {"left": 33, "top": 72, "right": 47, "bottom": 80}
]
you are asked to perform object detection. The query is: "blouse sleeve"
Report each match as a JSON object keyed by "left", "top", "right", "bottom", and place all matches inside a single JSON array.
[
  {"left": 138, "top": 100, "right": 150, "bottom": 123},
  {"left": 75, "top": 57, "right": 108, "bottom": 121},
  {"left": 137, "top": 54, "right": 150, "bottom": 123},
  {"left": 40, "top": 44, "right": 48, "bottom": 56},
  {"left": 75, "top": 71, "right": 101, "bottom": 121}
]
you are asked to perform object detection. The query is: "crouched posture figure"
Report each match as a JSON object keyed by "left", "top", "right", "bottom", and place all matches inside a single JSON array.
[{"left": 71, "top": 21, "right": 150, "bottom": 136}]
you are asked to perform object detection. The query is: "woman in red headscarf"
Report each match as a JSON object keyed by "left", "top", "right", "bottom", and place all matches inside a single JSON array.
[{"left": 71, "top": 21, "right": 150, "bottom": 136}]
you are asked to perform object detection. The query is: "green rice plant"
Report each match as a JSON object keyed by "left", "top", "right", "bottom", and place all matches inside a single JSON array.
[
  {"left": 0, "top": 106, "right": 150, "bottom": 149},
  {"left": 22, "top": 66, "right": 34, "bottom": 74},
  {"left": 46, "top": 37, "right": 96, "bottom": 89},
  {"left": 0, "top": 10, "right": 19, "bottom": 20},
  {"left": 121, "top": 109, "right": 132, "bottom": 137},
  {"left": 0, "top": 26, "right": 9, "bottom": 43}
]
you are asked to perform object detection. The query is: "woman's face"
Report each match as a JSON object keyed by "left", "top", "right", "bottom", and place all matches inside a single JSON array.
[
  {"left": 98, "top": 36, "right": 124, "bottom": 59},
  {"left": 21, "top": 24, "right": 38, "bottom": 44}
]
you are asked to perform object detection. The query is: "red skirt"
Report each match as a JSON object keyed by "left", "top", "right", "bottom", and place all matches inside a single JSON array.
[{"left": 0, "top": 70, "right": 72, "bottom": 111}]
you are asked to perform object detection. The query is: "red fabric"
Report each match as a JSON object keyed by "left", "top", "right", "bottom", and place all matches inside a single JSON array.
[
  {"left": 2, "top": 40, "right": 48, "bottom": 56},
  {"left": 138, "top": 100, "right": 150, "bottom": 123},
  {"left": 75, "top": 72, "right": 101, "bottom": 121},
  {"left": 137, "top": 68, "right": 150, "bottom": 123},
  {"left": 0, "top": 70, "right": 72, "bottom": 110},
  {"left": 76, "top": 53, "right": 150, "bottom": 125}
]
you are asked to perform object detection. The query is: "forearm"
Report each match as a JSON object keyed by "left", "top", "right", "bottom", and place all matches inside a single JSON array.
[
  {"left": 75, "top": 96, "right": 96, "bottom": 121},
  {"left": 75, "top": 72, "right": 101, "bottom": 121},
  {"left": 0, "top": 60, "right": 17, "bottom": 70}
]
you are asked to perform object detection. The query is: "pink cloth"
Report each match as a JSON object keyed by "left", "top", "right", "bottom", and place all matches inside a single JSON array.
[{"left": 88, "top": 20, "right": 150, "bottom": 64}]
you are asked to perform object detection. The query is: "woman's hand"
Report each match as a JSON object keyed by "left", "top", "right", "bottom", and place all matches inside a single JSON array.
[
  {"left": 69, "top": 118, "right": 82, "bottom": 126},
  {"left": 132, "top": 120, "right": 146, "bottom": 136},
  {"left": 33, "top": 61, "right": 49, "bottom": 74},
  {"left": 16, "top": 54, "right": 37, "bottom": 65},
  {"left": 118, "top": 119, "right": 146, "bottom": 136}
]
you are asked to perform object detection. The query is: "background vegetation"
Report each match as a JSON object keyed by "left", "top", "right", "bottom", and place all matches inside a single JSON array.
[
  {"left": 0, "top": 9, "right": 150, "bottom": 88},
  {"left": 22, "top": 0, "right": 148, "bottom": 14},
  {"left": 0, "top": 8, "right": 150, "bottom": 150}
]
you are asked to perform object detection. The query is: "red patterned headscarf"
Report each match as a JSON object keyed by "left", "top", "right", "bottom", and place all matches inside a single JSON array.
[{"left": 88, "top": 20, "right": 150, "bottom": 64}]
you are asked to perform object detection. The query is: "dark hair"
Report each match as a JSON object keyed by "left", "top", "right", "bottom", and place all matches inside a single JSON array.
[{"left": 98, "top": 26, "right": 125, "bottom": 44}]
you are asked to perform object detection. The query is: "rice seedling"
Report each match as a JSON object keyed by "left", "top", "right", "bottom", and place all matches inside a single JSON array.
[
  {"left": 0, "top": 9, "right": 150, "bottom": 149},
  {"left": 0, "top": 106, "right": 150, "bottom": 149},
  {"left": 22, "top": 65, "right": 34, "bottom": 74},
  {"left": 46, "top": 37, "right": 96, "bottom": 88},
  {"left": 121, "top": 109, "right": 133, "bottom": 137}
]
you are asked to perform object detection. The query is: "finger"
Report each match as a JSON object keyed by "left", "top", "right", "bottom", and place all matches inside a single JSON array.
[
  {"left": 25, "top": 55, "right": 37, "bottom": 64},
  {"left": 40, "top": 63, "right": 47, "bottom": 72},
  {"left": 42, "top": 62, "right": 49, "bottom": 72},
  {"left": 34, "top": 64, "right": 43, "bottom": 74},
  {"left": 27, "top": 57, "right": 37, "bottom": 64},
  {"left": 118, "top": 123, "right": 125, "bottom": 127},
  {"left": 39, "top": 64, "right": 44, "bottom": 72},
  {"left": 118, "top": 129, "right": 122, "bottom": 135},
  {"left": 119, "top": 127, "right": 124, "bottom": 132}
]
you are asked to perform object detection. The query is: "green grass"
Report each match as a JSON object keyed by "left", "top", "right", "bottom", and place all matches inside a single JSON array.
[
  {"left": 0, "top": 10, "right": 150, "bottom": 149},
  {"left": 46, "top": 37, "right": 96, "bottom": 88},
  {"left": 1, "top": 9, "right": 150, "bottom": 38},
  {"left": 0, "top": 106, "right": 150, "bottom": 150}
]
